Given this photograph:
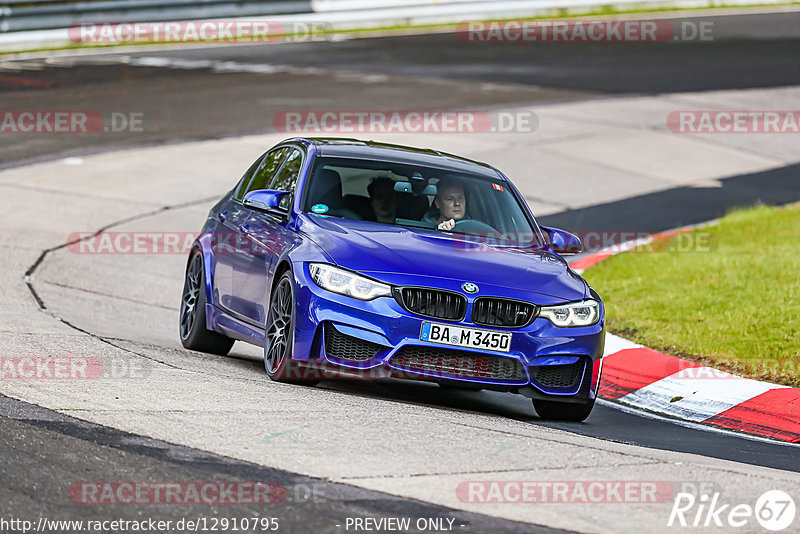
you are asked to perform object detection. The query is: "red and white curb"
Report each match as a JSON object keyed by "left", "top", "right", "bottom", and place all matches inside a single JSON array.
[{"left": 568, "top": 226, "right": 800, "bottom": 444}]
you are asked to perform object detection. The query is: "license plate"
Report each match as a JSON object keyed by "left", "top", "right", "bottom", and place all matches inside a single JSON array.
[{"left": 419, "top": 322, "right": 511, "bottom": 352}]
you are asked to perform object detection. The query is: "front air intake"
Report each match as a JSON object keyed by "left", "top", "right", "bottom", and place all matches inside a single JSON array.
[{"left": 324, "top": 324, "right": 383, "bottom": 362}]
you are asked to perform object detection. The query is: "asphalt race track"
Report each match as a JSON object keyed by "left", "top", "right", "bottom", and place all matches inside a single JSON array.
[
  {"left": 1, "top": 9, "right": 799, "bottom": 534},
  {"left": 5, "top": 11, "right": 800, "bottom": 166}
]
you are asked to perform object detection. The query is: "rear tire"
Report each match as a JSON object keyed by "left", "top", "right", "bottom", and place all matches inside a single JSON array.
[
  {"left": 179, "top": 252, "right": 234, "bottom": 356},
  {"left": 533, "top": 398, "right": 595, "bottom": 422},
  {"left": 264, "top": 271, "right": 318, "bottom": 386}
]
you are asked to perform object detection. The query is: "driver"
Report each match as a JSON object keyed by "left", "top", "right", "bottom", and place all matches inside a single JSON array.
[{"left": 422, "top": 178, "right": 468, "bottom": 231}]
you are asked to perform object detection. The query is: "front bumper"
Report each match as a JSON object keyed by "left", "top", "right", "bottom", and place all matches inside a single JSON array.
[{"left": 291, "top": 263, "right": 605, "bottom": 400}]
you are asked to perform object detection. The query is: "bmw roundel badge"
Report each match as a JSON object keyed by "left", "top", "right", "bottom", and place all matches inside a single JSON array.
[{"left": 462, "top": 282, "right": 479, "bottom": 294}]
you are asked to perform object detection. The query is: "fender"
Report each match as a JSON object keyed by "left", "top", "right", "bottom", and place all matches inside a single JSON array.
[{"left": 191, "top": 232, "right": 216, "bottom": 308}]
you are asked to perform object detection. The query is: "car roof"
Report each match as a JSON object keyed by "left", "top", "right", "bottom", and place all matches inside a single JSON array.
[{"left": 294, "top": 137, "right": 504, "bottom": 179}]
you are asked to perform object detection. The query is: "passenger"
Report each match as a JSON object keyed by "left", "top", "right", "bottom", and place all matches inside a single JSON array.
[
  {"left": 422, "top": 178, "right": 468, "bottom": 231},
  {"left": 367, "top": 177, "right": 397, "bottom": 224}
]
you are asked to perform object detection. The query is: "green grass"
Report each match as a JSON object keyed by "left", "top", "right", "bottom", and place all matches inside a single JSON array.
[{"left": 583, "top": 203, "right": 800, "bottom": 386}]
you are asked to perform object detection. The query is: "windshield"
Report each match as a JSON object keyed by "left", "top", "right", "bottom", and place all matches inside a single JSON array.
[{"left": 303, "top": 156, "right": 543, "bottom": 247}]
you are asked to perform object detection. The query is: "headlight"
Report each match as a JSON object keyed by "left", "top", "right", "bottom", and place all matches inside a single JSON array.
[
  {"left": 539, "top": 299, "right": 600, "bottom": 327},
  {"left": 308, "top": 263, "right": 392, "bottom": 301}
]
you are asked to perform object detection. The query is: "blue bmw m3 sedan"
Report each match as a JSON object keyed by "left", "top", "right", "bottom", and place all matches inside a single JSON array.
[{"left": 180, "top": 138, "right": 605, "bottom": 421}]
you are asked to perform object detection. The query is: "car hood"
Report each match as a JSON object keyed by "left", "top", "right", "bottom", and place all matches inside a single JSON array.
[{"left": 297, "top": 215, "right": 587, "bottom": 301}]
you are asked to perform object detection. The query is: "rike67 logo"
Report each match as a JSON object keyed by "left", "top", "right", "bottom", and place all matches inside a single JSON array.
[{"left": 668, "top": 490, "right": 796, "bottom": 531}]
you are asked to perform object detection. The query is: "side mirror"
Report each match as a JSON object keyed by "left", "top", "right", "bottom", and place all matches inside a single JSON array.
[
  {"left": 243, "top": 189, "right": 291, "bottom": 213},
  {"left": 541, "top": 226, "right": 583, "bottom": 255}
]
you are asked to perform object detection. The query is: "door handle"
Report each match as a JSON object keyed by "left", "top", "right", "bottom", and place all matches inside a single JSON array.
[
  {"left": 218, "top": 211, "right": 227, "bottom": 221},
  {"left": 239, "top": 224, "right": 251, "bottom": 234}
]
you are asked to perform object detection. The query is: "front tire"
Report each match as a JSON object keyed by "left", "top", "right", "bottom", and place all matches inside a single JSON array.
[
  {"left": 179, "top": 252, "right": 234, "bottom": 355},
  {"left": 533, "top": 399, "right": 595, "bottom": 422},
  {"left": 264, "top": 271, "right": 318, "bottom": 385}
]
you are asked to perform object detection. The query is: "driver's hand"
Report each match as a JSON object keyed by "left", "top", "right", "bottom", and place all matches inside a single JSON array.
[{"left": 438, "top": 219, "right": 456, "bottom": 231}]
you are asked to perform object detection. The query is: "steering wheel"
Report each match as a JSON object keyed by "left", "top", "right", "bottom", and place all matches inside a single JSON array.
[{"left": 451, "top": 219, "right": 496, "bottom": 234}]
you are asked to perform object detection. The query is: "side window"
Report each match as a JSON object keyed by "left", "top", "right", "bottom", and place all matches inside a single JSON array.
[
  {"left": 239, "top": 147, "right": 290, "bottom": 201},
  {"left": 233, "top": 154, "right": 267, "bottom": 201},
  {"left": 269, "top": 148, "right": 304, "bottom": 210}
]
